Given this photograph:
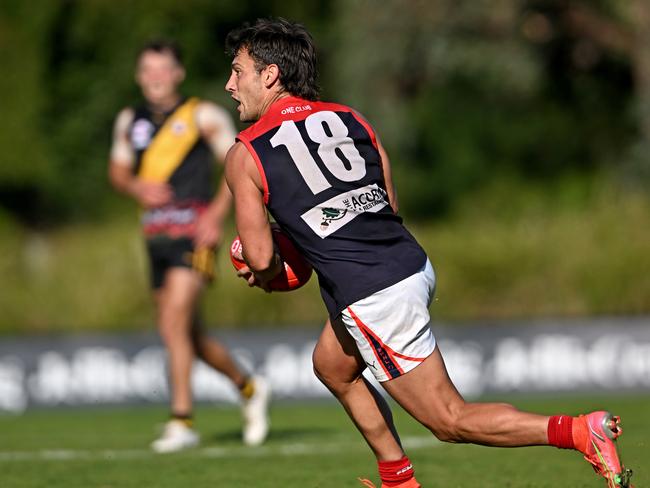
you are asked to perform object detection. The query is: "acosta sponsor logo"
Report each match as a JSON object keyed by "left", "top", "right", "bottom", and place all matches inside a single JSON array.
[
  {"left": 301, "top": 184, "right": 389, "bottom": 238},
  {"left": 342, "top": 187, "right": 387, "bottom": 212},
  {"left": 281, "top": 104, "right": 312, "bottom": 115}
]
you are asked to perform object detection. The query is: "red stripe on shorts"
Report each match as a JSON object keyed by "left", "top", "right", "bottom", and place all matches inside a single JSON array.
[
  {"left": 347, "top": 307, "right": 405, "bottom": 377},
  {"left": 348, "top": 307, "right": 427, "bottom": 363}
]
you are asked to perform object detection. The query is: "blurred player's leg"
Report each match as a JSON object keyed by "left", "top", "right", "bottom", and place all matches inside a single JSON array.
[
  {"left": 313, "top": 319, "right": 421, "bottom": 487},
  {"left": 191, "top": 318, "right": 247, "bottom": 386},
  {"left": 157, "top": 268, "right": 203, "bottom": 418},
  {"left": 240, "top": 375, "right": 271, "bottom": 446},
  {"left": 151, "top": 267, "right": 203, "bottom": 452},
  {"left": 191, "top": 313, "right": 270, "bottom": 446}
]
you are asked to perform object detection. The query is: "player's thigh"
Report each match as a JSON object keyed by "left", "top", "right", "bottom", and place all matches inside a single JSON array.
[
  {"left": 159, "top": 267, "right": 205, "bottom": 315},
  {"left": 313, "top": 318, "right": 366, "bottom": 385},
  {"left": 382, "top": 346, "right": 465, "bottom": 427}
]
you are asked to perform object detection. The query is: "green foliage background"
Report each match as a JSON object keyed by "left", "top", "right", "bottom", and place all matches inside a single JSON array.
[{"left": 0, "top": 0, "right": 648, "bottom": 331}]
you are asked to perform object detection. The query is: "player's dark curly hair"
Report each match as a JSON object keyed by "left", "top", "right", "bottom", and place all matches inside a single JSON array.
[
  {"left": 225, "top": 18, "right": 320, "bottom": 101},
  {"left": 137, "top": 39, "right": 183, "bottom": 66}
]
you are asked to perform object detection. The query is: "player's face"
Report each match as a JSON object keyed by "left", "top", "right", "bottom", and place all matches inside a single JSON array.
[
  {"left": 225, "top": 49, "right": 266, "bottom": 122},
  {"left": 136, "top": 51, "right": 185, "bottom": 105}
]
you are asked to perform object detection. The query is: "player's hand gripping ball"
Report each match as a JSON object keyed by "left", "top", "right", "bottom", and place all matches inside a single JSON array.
[{"left": 230, "top": 228, "right": 312, "bottom": 291}]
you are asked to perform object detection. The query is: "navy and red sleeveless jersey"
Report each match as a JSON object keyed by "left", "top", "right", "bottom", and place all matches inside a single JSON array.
[{"left": 237, "top": 96, "right": 427, "bottom": 317}]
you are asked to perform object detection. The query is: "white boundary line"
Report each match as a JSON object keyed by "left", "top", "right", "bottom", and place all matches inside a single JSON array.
[{"left": 0, "top": 436, "right": 439, "bottom": 462}]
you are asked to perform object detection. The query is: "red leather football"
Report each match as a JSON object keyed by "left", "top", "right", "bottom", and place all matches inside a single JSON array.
[{"left": 230, "top": 228, "right": 313, "bottom": 291}]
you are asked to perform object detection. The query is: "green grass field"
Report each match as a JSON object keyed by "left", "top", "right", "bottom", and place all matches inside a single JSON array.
[{"left": 0, "top": 395, "right": 646, "bottom": 487}]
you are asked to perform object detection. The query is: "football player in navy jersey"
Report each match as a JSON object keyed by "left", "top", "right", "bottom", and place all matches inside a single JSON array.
[
  {"left": 223, "top": 18, "right": 633, "bottom": 488},
  {"left": 109, "top": 40, "right": 269, "bottom": 452}
]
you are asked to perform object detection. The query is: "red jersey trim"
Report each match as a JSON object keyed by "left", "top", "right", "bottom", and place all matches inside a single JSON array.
[
  {"left": 237, "top": 96, "right": 378, "bottom": 148},
  {"left": 236, "top": 136, "right": 269, "bottom": 205},
  {"left": 348, "top": 111, "right": 379, "bottom": 150}
]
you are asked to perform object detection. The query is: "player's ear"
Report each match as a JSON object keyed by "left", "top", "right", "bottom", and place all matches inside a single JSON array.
[
  {"left": 175, "top": 65, "right": 186, "bottom": 84},
  {"left": 263, "top": 64, "right": 280, "bottom": 88}
]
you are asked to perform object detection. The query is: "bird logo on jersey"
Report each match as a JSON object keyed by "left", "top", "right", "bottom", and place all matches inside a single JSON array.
[
  {"left": 320, "top": 208, "right": 348, "bottom": 230},
  {"left": 302, "top": 184, "right": 389, "bottom": 238}
]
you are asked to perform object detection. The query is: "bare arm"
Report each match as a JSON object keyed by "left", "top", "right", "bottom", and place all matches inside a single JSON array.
[
  {"left": 108, "top": 108, "right": 137, "bottom": 194},
  {"left": 352, "top": 109, "right": 399, "bottom": 213},
  {"left": 225, "top": 142, "right": 282, "bottom": 289},
  {"left": 194, "top": 101, "right": 238, "bottom": 247},
  {"left": 108, "top": 108, "right": 172, "bottom": 208},
  {"left": 376, "top": 138, "right": 399, "bottom": 214}
]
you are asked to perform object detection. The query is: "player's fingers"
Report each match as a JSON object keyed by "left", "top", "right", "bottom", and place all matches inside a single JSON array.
[{"left": 144, "top": 192, "right": 172, "bottom": 207}]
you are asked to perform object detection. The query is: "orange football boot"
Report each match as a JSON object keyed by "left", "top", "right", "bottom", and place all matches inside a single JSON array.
[
  {"left": 358, "top": 478, "right": 421, "bottom": 488},
  {"left": 574, "top": 411, "right": 633, "bottom": 487}
]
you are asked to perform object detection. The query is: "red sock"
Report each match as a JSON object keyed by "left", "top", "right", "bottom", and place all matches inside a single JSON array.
[
  {"left": 378, "top": 456, "right": 415, "bottom": 487},
  {"left": 571, "top": 416, "right": 589, "bottom": 454},
  {"left": 547, "top": 415, "right": 574, "bottom": 449}
]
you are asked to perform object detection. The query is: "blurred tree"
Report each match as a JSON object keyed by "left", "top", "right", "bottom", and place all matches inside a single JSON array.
[
  {"left": 563, "top": 0, "right": 650, "bottom": 182},
  {"left": 329, "top": 0, "right": 636, "bottom": 217},
  {"left": 0, "top": 0, "right": 333, "bottom": 225},
  {"left": 0, "top": 0, "right": 641, "bottom": 224},
  {"left": 0, "top": 1, "right": 59, "bottom": 223}
]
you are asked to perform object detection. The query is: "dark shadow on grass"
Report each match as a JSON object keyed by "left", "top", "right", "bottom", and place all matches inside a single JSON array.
[{"left": 210, "top": 426, "right": 337, "bottom": 444}]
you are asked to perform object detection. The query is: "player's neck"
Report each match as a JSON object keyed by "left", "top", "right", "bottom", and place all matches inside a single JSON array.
[
  {"left": 147, "top": 93, "right": 182, "bottom": 113},
  {"left": 259, "top": 91, "right": 291, "bottom": 118}
]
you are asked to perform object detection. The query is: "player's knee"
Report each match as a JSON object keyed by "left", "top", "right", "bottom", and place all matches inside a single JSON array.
[
  {"left": 312, "top": 363, "right": 326, "bottom": 385},
  {"left": 428, "top": 424, "right": 462, "bottom": 443},
  {"left": 423, "top": 405, "right": 465, "bottom": 443},
  {"left": 312, "top": 353, "right": 332, "bottom": 387},
  {"left": 312, "top": 352, "right": 345, "bottom": 394},
  {"left": 157, "top": 303, "right": 192, "bottom": 342},
  {"left": 189, "top": 331, "right": 207, "bottom": 357}
]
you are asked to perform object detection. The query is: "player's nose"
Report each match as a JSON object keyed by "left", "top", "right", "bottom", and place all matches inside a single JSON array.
[{"left": 225, "top": 74, "right": 236, "bottom": 93}]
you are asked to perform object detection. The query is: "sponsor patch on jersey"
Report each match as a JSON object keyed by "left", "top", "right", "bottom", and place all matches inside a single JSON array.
[
  {"left": 131, "top": 118, "right": 155, "bottom": 150},
  {"left": 301, "top": 184, "right": 389, "bottom": 238}
]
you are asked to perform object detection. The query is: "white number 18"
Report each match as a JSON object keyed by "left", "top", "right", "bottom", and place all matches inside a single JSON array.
[{"left": 269, "top": 111, "right": 367, "bottom": 194}]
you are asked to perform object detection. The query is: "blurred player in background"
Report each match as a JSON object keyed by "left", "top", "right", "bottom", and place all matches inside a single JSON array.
[
  {"left": 108, "top": 40, "right": 269, "bottom": 452},
  {"left": 223, "top": 18, "right": 632, "bottom": 488}
]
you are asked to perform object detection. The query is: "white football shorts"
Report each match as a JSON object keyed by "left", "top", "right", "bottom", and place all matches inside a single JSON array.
[{"left": 340, "top": 259, "right": 437, "bottom": 382}]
